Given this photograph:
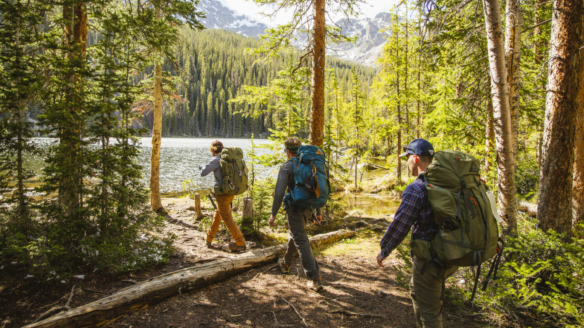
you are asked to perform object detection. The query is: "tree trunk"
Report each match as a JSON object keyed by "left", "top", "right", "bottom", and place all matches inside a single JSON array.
[
  {"left": 24, "top": 230, "right": 355, "bottom": 328},
  {"left": 573, "top": 11, "right": 584, "bottom": 229},
  {"left": 150, "top": 6, "right": 164, "bottom": 212},
  {"left": 538, "top": 0, "right": 584, "bottom": 234},
  {"left": 485, "top": 97, "right": 495, "bottom": 174},
  {"left": 396, "top": 19, "right": 402, "bottom": 182},
  {"left": 504, "top": 0, "right": 521, "bottom": 163},
  {"left": 310, "top": 0, "right": 325, "bottom": 147},
  {"left": 574, "top": 47, "right": 584, "bottom": 226},
  {"left": 60, "top": 2, "right": 87, "bottom": 217},
  {"left": 482, "top": 0, "right": 517, "bottom": 235}
]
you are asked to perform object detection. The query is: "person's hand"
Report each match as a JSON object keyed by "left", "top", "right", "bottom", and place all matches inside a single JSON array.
[
  {"left": 376, "top": 252, "right": 386, "bottom": 267},
  {"left": 269, "top": 215, "right": 276, "bottom": 227}
]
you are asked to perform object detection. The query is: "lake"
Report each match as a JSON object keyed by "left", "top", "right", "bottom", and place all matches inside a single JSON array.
[{"left": 32, "top": 138, "right": 275, "bottom": 195}]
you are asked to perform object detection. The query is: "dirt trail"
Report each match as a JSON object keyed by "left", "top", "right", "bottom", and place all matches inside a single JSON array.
[
  {"left": 105, "top": 233, "right": 481, "bottom": 328},
  {"left": 1, "top": 197, "right": 485, "bottom": 328}
]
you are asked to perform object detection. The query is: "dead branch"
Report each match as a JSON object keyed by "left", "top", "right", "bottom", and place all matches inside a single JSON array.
[
  {"left": 331, "top": 309, "right": 385, "bottom": 318},
  {"left": 252, "top": 264, "right": 279, "bottom": 280},
  {"left": 281, "top": 298, "right": 308, "bottom": 327},
  {"left": 33, "top": 285, "right": 76, "bottom": 323}
]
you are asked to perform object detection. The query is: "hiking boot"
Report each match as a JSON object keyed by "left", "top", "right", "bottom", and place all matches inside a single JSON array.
[
  {"left": 228, "top": 242, "right": 247, "bottom": 252},
  {"left": 206, "top": 241, "right": 213, "bottom": 248},
  {"left": 307, "top": 277, "right": 324, "bottom": 292},
  {"left": 278, "top": 258, "right": 290, "bottom": 274}
]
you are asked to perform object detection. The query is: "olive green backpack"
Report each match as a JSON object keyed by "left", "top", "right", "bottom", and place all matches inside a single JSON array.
[
  {"left": 411, "top": 150, "right": 504, "bottom": 301},
  {"left": 215, "top": 147, "right": 248, "bottom": 196}
]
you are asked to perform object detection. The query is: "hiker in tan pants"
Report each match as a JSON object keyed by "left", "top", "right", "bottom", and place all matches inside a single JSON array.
[
  {"left": 199, "top": 140, "right": 246, "bottom": 252},
  {"left": 206, "top": 193, "right": 245, "bottom": 248}
]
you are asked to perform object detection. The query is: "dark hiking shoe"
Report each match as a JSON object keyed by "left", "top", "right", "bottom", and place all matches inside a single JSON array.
[
  {"left": 228, "top": 242, "right": 247, "bottom": 252},
  {"left": 206, "top": 241, "right": 213, "bottom": 248},
  {"left": 308, "top": 277, "right": 324, "bottom": 292},
  {"left": 278, "top": 258, "right": 290, "bottom": 274}
]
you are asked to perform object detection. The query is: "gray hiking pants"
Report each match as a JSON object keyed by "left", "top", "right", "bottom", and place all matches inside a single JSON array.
[
  {"left": 283, "top": 207, "right": 320, "bottom": 280},
  {"left": 410, "top": 256, "right": 458, "bottom": 328}
]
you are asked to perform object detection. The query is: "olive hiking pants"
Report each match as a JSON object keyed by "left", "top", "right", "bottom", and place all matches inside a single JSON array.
[{"left": 409, "top": 256, "right": 458, "bottom": 328}]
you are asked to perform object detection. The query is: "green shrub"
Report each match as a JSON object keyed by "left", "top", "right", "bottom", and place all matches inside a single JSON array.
[
  {"left": 515, "top": 153, "right": 539, "bottom": 196},
  {"left": 452, "top": 220, "right": 584, "bottom": 327}
]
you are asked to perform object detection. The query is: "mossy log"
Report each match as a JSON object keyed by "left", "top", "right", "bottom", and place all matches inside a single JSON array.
[{"left": 24, "top": 229, "right": 355, "bottom": 328}]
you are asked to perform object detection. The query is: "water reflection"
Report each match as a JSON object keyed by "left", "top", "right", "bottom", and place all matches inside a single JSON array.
[{"left": 339, "top": 192, "right": 401, "bottom": 216}]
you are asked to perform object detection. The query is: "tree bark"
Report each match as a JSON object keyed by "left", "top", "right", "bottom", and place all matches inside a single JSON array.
[
  {"left": 24, "top": 230, "right": 355, "bottom": 328},
  {"left": 573, "top": 36, "right": 584, "bottom": 227},
  {"left": 482, "top": 0, "right": 517, "bottom": 235},
  {"left": 310, "top": 0, "right": 325, "bottom": 147},
  {"left": 504, "top": 0, "right": 521, "bottom": 162},
  {"left": 485, "top": 97, "right": 496, "bottom": 174},
  {"left": 150, "top": 6, "right": 164, "bottom": 212},
  {"left": 395, "top": 19, "right": 402, "bottom": 182},
  {"left": 538, "top": 0, "right": 584, "bottom": 234}
]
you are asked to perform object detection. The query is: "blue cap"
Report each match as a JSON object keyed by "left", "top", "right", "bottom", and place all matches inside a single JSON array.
[{"left": 399, "top": 138, "right": 435, "bottom": 158}]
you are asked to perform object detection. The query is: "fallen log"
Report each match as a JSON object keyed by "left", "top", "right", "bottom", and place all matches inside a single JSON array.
[
  {"left": 518, "top": 201, "right": 537, "bottom": 217},
  {"left": 24, "top": 229, "right": 355, "bottom": 328}
]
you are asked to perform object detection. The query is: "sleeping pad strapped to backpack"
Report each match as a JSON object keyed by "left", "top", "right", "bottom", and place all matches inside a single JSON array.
[
  {"left": 284, "top": 145, "right": 330, "bottom": 210},
  {"left": 410, "top": 150, "right": 504, "bottom": 302},
  {"left": 215, "top": 147, "right": 248, "bottom": 196}
]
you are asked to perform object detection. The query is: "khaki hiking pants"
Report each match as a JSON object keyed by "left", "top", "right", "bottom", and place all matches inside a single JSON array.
[
  {"left": 410, "top": 256, "right": 458, "bottom": 328},
  {"left": 206, "top": 194, "right": 246, "bottom": 246}
]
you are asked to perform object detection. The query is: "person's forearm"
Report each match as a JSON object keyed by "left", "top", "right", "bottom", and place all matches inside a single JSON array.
[
  {"left": 271, "top": 169, "right": 289, "bottom": 216},
  {"left": 200, "top": 159, "right": 220, "bottom": 177}
]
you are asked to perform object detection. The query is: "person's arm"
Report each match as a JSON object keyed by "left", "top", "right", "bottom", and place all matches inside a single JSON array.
[
  {"left": 199, "top": 157, "right": 220, "bottom": 177},
  {"left": 378, "top": 184, "right": 424, "bottom": 260},
  {"left": 271, "top": 163, "right": 291, "bottom": 217}
]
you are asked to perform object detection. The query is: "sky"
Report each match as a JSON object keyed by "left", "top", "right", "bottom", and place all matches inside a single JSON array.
[{"left": 218, "top": 0, "right": 400, "bottom": 26}]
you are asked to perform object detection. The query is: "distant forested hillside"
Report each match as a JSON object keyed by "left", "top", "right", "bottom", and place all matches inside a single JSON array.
[{"left": 134, "top": 28, "right": 377, "bottom": 138}]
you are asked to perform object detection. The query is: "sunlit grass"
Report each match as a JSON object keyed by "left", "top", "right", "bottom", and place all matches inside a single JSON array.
[{"left": 315, "top": 230, "right": 381, "bottom": 257}]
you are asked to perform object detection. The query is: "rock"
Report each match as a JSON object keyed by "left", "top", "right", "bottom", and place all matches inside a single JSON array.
[
  {"left": 171, "top": 251, "right": 185, "bottom": 259},
  {"left": 344, "top": 210, "right": 363, "bottom": 219}
]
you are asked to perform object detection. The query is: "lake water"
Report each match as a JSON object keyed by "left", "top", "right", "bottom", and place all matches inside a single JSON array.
[
  {"left": 32, "top": 138, "right": 275, "bottom": 195},
  {"left": 29, "top": 138, "right": 402, "bottom": 216}
]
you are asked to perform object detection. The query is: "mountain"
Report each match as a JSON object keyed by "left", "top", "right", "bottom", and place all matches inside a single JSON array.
[
  {"left": 199, "top": 0, "right": 268, "bottom": 37},
  {"left": 199, "top": 0, "right": 390, "bottom": 67},
  {"left": 329, "top": 13, "right": 392, "bottom": 67}
]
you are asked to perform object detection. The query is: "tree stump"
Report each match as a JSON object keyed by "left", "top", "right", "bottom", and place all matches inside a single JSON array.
[
  {"left": 241, "top": 197, "right": 254, "bottom": 233},
  {"left": 194, "top": 193, "right": 204, "bottom": 221}
]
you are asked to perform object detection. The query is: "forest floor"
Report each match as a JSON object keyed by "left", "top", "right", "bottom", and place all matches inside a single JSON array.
[{"left": 1, "top": 197, "right": 490, "bottom": 328}]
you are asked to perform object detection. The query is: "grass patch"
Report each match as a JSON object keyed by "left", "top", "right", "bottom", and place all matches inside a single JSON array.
[{"left": 315, "top": 230, "right": 381, "bottom": 257}]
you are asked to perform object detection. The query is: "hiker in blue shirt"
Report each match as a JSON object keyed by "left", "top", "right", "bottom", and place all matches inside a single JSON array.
[{"left": 269, "top": 137, "right": 323, "bottom": 292}]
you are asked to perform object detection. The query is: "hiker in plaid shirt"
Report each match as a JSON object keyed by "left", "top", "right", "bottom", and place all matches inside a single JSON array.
[{"left": 376, "top": 139, "right": 458, "bottom": 328}]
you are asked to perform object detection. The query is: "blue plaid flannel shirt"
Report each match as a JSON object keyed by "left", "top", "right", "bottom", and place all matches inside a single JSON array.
[{"left": 380, "top": 176, "right": 438, "bottom": 258}]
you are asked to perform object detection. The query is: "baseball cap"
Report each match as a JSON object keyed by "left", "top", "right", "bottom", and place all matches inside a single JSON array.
[{"left": 399, "top": 138, "right": 435, "bottom": 158}]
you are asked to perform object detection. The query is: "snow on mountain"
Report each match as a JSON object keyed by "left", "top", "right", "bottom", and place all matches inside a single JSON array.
[
  {"left": 198, "top": 0, "right": 390, "bottom": 67},
  {"left": 328, "top": 13, "right": 392, "bottom": 67},
  {"left": 199, "top": 0, "right": 268, "bottom": 37}
]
